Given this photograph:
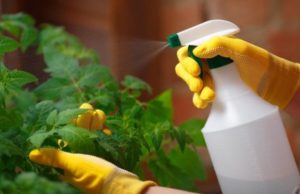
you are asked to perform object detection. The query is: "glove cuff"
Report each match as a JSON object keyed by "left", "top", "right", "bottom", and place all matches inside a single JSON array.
[
  {"left": 257, "top": 56, "right": 300, "bottom": 108},
  {"left": 102, "top": 174, "right": 157, "bottom": 194}
]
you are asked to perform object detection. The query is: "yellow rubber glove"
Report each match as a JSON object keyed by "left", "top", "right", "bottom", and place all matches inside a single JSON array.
[
  {"left": 29, "top": 148, "right": 156, "bottom": 194},
  {"left": 73, "top": 103, "right": 106, "bottom": 132},
  {"left": 176, "top": 36, "right": 300, "bottom": 109}
]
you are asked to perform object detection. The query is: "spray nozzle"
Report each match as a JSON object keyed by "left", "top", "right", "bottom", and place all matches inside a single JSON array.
[
  {"left": 167, "top": 34, "right": 181, "bottom": 48},
  {"left": 167, "top": 20, "right": 239, "bottom": 70}
]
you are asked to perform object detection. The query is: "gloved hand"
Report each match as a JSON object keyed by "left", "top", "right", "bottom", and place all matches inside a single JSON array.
[
  {"left": 73, "top": 103, "right": 106, "bottom": 132},
  {"left": 175, "top": 36, "right": 300, "bottom": 109},
  {"left": 175, "top": 46, "right": 215, "bottom": 108},
  {"left": 29, "top": 148, "right": 156, "bottom": 194}
]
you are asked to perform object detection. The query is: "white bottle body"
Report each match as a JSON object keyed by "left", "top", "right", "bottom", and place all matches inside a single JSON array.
[{"left": 202, "top": 62, "right": 300, "bottom": 194}]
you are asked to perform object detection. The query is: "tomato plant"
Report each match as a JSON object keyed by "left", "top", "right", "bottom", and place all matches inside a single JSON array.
[{"left": 0, "top": 13, "right": 207, "bottom": 193}]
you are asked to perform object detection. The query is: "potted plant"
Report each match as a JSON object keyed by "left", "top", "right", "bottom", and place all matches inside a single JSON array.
[{"left": 0, "top": 13, "right": 206, "bottom": 193}]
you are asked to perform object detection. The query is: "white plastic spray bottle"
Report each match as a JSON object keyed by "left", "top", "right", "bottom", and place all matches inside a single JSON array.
[{"left": 167, "top": 20, "right": 300, "bottom": 194}]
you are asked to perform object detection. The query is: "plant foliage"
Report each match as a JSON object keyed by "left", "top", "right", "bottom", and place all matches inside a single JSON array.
[{"left": 0, "top": 13, "right": 207, "bottom": 193}]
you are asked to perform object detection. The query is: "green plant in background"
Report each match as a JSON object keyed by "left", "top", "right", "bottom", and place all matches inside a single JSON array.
[{"left": 0, "top": 13, "right": 206, "bottom": 193}]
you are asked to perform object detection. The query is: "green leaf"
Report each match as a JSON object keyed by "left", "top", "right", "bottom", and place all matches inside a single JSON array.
[
  {"left": 0, "top": 64, "right": 37, "bottom": 91},
  {"left": 55, "top": 96, "right": 78, "bottom": 110},
  {"left": 105, "top": 116, "right": 123, "bottom": 130},
  {"left": 0, "top": 135, "right": 23, "bottom": 156},
  {"left": 28, "top": 130, "right": 56, "bottom": 148},
  {"left": 170, "top": 126, "right": 187, "bottom": 151},
  {"left": 56, "top": 108, "right": 86, "bottom": 125},
  {"left": 148, "top": 150, "right": 198, "bottom": 191},
  {"left": 96, "top": 140, "right": 119, "bottom": 161},
  {"left": 43, "top": 47, "right": 80, "bottom": 78},
  {"left": 2, "top": 13, "right": 35, "bottom": 25},
  {"left": 25, "top": 101, "right": 55, "bottom": 130},
  {"left": 179, "top": 119, "right": 206, "bottom": 146},
  {"left": 0, "top": 36, "right": 18, "bottom": 55},
  {"left": 142, "top": 90, "right": 173, "bottom": 123},
  {"left": 0, "top": 21, "right": 21, "bottom": 36},
  {"left": 7, "top": 69, "right": 37, "bottom": 88},
  {"left": 0, "top": 109, "right": 23, "bottom": 130},
  {"left": 56, "top": 125, "right": 96, "bottom": 154},
  {"left": 152, "top": 121, "right": 171, "bottom": 151},
  {"left": 78, "top": 64, "right": 108, "bottom": 87},
  {"left": 168, "top": 147, "right": 206, "bottom": 180},
  {"left": 34, "top": 78, "right": 75, "bottom": 100},
  {"left": 92, "top": 90, "right": 117, "bottom": 112},
  {"left": 123, "top": 138, "right": 143, "bottom": 171},
  {"left": 38, "top": 25, "right": 99, "bottom": 63},
  {"left": 38, "top": 25, "right": 79, "bottom": 52},
  {"left": 0, "top": 172, "right": 82, "bottom": 194},
  {"left": 46, "top": 110, "right": 58, "bottom": 126},
  {"left": 122, "top": 75, "right": 151, "bottom": 93},
  {"left": 20, "top": 27, "right": 38, "bottom": 51},
  {"left": 13, "top": 90, "right": 36, "bottom": 111},
  {"left": 0, "top": 13, "right": 37, "bottom": 52}
]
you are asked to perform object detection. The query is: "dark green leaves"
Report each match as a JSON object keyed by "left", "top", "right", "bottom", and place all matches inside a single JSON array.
[
  {"left": 34, "top": 78, "right": 75, "bottom": 100},
  {"left": 28, "top": 130, "right": 56, "bottom": 148},
  {"left": 28, "top": 125, "right": 97, "bottom": 155},
  {"left": 24, "top": 101, "right": 55, "bottom": 131},
  {"left": 142, "top": 90, "right": 173, "bottom": 123},
  {"left": 0, "top": 135, "right": 23, "bottom": 157},
  {"left": 43, "top": 47, "right": 80, "bottom": 78},
  {"left": 38, "top": 25, "right": 99, "bottom": 63},
  {"left": 0, "top": 172, "right": 82, "bottom": 194},
  {"left": 2, "top": 13, "right": 35, "bottom": 26},
  {"left": 6, "top": 69, "right": 37, "bottom": 88},
  {"left": 0, "top": 13, "right": 37, "bottom": 51},
  {"left": 168, "top": 147, "right": 206, "bottom": 180},
  {"left": 20, "top": 26, "right": 38, "bottom": 51},
  {"left": 0, "top": 63, "right": 37, "bottom": 93},
  {"left": 55, "top": 108, "right": 86, "bottom": 126},
  {"left": 179, "top": 119, "right": 206, "bottom": 146},
  {"left": 0, "top": 12, "right": 207, "bottom": 194},
  {"left": 77, "top": 64, "right": 103, "bottom": 87},
  {"left": 0, "top": 109, "right": 23, "bottom": 130},
  {"left": 148, "top": 148, "right": 206, "bottom": 192},
  {"left": 56, "top": 125, "right": 97, "bottom": 154},
  {"left": 122, "top": 75, "right": 151, "bottom": 93},
  {"left": 151, "top": 121, "right": 171, "bottom": 151},
  {"left": 0, "top": 36, "right": 18, "bottom": 54}
]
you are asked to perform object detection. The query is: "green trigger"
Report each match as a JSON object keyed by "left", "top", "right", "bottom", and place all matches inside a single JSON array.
[
  {"left": 188, "top": 45, "right": 233, "bottom": 79},
  {"left": 188, "top": 46, "right": 204, "bottom": 78}
]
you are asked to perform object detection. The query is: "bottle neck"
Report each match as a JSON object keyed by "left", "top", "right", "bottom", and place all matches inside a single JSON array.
[{"left": 211, "top": 62, "right": 251, "bottom": 101}]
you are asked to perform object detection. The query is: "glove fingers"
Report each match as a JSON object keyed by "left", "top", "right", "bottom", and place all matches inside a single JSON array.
[
  {"left": 177, "top": 46, "right": 189, "bottom": 62},
  {"left": 193, "top": 94, "right": 208, "bottom": 109},
  {"left": 175, "top": 64, "right": 203, "bottom": 92},
  {"left": 192, "top": 36, "right": 249, "bottom": 59},
  {"left": 192, "top": 36, "right": 232, "bottom": 59},
  {"left": 180, "top": 57, "right": 201, "bottom": 77},
  {"left": 192, "top": 66, "right": 215, "bottom": 109},
  {"left": 29, "top": 148, "right": 74, "bottom": 171},
  {"left": 90, "top": 110, "right": 106, "bottom": 131},
  {"left": 75, "top": 111, "right": 93, "bottom": 129},
  {"left": 200, "top": 87, "right": 215, "bottom": 102},
  {"left": 202, "top": 66, "right": 215, "bottom": 90}
]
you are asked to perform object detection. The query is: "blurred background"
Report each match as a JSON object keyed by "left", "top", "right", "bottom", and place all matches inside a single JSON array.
[{"left": 1, "top": 0, "right": 300, "bottom": 193}]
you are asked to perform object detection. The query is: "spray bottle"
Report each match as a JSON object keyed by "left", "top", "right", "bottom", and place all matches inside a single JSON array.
[{"left": 167, "top": 20, "right": 300, "bottom": 194}]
